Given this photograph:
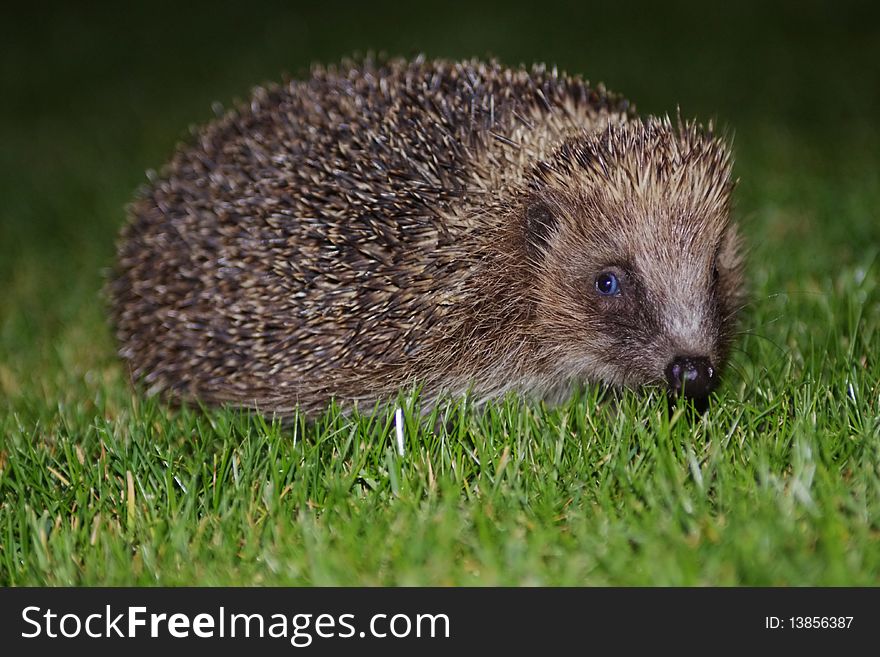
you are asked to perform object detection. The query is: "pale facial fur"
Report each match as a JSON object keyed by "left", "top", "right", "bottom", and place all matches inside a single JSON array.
[{"left": 522, "top": 118, "right": 744, "bottom": 403}]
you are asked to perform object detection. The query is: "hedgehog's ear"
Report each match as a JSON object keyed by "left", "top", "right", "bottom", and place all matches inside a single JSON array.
[{"left": 523, "top": 195, "right": 559, "bottom": 258}]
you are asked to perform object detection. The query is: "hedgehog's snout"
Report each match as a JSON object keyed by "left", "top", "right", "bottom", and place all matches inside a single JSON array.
[{"left": 664, "top": 355, "right": 715, "bottom": 402}]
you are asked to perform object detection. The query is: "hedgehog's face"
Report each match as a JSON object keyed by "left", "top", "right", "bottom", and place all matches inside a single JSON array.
[{"left": 524, "top": 119, "right": 744, "bottom": 406}]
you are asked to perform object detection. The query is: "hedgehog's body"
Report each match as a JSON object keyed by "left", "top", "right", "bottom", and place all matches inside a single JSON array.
[{"left": 112, "top": 57, "right": 744, "bottom": 417}]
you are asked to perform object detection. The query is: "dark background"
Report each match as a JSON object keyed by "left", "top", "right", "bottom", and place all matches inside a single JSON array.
[{"left": 1, "top": 0, "right": 878, "bottom": 368}]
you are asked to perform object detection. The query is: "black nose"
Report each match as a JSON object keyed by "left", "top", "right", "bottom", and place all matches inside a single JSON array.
[{"left": 665, "top": 356, "right": 715, "bottom": 400}]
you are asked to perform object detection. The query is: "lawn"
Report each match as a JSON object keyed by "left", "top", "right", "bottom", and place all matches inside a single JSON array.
[{"left": 1, "top": 1, "right": 878, "bottom": 585}]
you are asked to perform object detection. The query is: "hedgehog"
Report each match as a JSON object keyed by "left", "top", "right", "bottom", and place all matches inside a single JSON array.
[{"left": 110, "top": 55, "right": 745, "bottom": 418}]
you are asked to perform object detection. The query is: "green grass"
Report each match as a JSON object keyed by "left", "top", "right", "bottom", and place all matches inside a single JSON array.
[{"left": 1, "top": 1, "right": 879, "bottom": 585}]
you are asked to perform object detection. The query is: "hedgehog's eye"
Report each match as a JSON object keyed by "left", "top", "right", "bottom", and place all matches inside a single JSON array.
[{"left": 595, "top": 272, "right": 620, "bottom": 296}]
